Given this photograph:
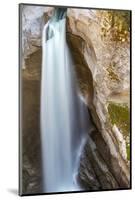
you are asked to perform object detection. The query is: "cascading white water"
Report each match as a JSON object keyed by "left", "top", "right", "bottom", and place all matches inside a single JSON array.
[{"left": 40, "top": 8, "right": 91, "bottom": 193}]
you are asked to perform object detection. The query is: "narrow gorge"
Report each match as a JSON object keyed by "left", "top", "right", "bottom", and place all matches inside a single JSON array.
[{"left": 20, "top": 5, "right": 130, "bottom": 194}]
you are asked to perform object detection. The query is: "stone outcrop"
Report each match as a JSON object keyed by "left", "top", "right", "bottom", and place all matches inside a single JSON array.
[
  {"left": 20, "top": 5, "right": 54, "bottom": 69},
  {"left": 21, "top": 49, "right": 42, "bottom": 194},
  {"left": 66, "top": 8, "right": 130, "bottom": 189},
  {"left": 20, "top": 6, "right": 130, "bottom": 193}
]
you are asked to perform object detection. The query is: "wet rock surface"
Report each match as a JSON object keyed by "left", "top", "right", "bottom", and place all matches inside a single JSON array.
[
  {"left": 21, "top": 50, "right": 42, "bottom": 194},
  {"left": 66, "top": 8, "right": 130, "bottom": 189}
]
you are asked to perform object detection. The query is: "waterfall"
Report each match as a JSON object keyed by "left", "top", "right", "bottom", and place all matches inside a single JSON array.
[{"left": 40, "top": 8, "right": 91, "bottom": 193}]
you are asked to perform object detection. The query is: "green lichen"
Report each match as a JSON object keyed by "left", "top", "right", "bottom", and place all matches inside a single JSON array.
[
  {"left": 126, "top": 145, "right": 130, "bottom": 161},
  {"left": 108, "top": 102, "right": 130, "bottom": 135},
  {"left": 108, "top": 102, "right": 130, "bottom": 160}
]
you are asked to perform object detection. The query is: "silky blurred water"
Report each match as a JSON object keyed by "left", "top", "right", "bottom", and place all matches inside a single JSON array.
[{"left": 40, "top": 8, "right": 90, "bottom": 193}]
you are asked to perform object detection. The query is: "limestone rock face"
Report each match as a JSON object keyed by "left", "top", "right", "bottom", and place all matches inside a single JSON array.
[
  {"left": 21, "top": 50, "right": 42, "bottom": 194},
  {"left": 21, "top": 5, "right": 54, "bottom": 69},
  {"left": 67, "top": 8, "right": 130, "bottom": 189},
  {"left": 20, "top": 6, "right": 53, "bottom": 193}
]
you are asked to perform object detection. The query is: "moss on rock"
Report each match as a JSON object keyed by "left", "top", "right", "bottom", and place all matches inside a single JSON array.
[{"left": 108, "top": 102, "right": 130, "bottom": 160}]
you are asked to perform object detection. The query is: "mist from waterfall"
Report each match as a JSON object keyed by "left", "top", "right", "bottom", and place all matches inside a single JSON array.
[{"left": 40, "top": 8, "right": 91, "bottom": 193}]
